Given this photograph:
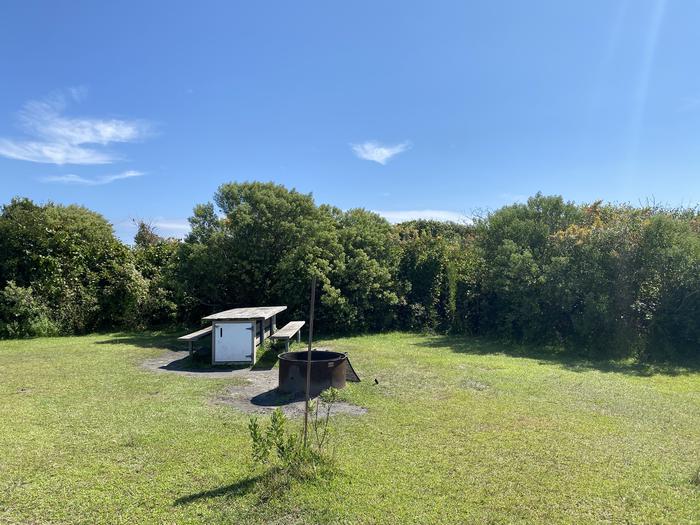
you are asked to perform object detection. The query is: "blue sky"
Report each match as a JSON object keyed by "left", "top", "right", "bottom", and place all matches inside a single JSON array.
[{"left": 1, "top": 1, "right": 699, "bottom": 241}]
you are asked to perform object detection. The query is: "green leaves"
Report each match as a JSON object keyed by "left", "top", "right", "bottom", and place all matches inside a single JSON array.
[
  {"left": 0, "top": 281, "right": 57, "bottom": 338},
  {"left": 0, "top": 198, "right": 143, "bottom": 335},
  {"left": 3, "top": 188, "right": 699, "bottom": 361},
  {"left": 247, "top": 400, "right": 337, "bottom": 484},
  {"left": 473, "top": 197, "right": 700, "bottom": 359}
]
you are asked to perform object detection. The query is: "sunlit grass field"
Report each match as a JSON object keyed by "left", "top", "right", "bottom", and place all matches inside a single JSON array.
[{"left": 1, "top": 332, "right": 698, "bottom": 524}]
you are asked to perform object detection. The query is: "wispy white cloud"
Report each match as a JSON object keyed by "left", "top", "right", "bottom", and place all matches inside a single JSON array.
[
  {"left": 375, "top": 209, "right": 470, "bottom": 224},
  {"left": 0, "top": 89, "right": 151, "bottom": 165},
  {"left": 151, "top": 219, "right": 190, "bottom": 232},
  {"left": 351, "top": 141, "right": 410, "bottom": 165},
  {"left": 0, "top": 140, "right": 115, "bottom": 165},
  {"left": 41, "top": 170, "right": 144, "bottom": 186}
]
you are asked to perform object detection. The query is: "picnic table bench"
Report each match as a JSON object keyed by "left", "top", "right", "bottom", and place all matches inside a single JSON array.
[
  {"left": 177, "top": 325, "right": 213, "bottom": 357},
  {"left": 270, "top": 320, "right": 305, "bottom": 351}
]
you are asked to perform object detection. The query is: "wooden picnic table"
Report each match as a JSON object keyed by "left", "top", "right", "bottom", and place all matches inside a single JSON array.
[
  {"left": 203, "top": 306, "right": 287, "bottom": 348},
  {"left": 200, "top": 306, "right": 288, "bottom": 364},
  {"left": 179, "top": 306, "right": 306, "bottom": 365}
]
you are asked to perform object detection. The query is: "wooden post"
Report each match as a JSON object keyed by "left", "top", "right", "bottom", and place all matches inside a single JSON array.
[{"left": 303, "top": 276, "right": 317, "bottom": 448}]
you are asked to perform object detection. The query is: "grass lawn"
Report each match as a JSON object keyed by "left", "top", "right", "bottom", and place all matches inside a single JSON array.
[{"left": 1, "top": 332, "right": 699, "bottom": 524}]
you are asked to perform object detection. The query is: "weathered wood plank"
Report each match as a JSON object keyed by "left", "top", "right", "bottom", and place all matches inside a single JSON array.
[
  {"left": 269, "top": 321, "right": 305, "bottom": 340},
  {"left": 177, "top": 325, "right": 213, "bottom": 341},
  {"left": 202, "top": 306, "right": 287, "bottom": 321}
]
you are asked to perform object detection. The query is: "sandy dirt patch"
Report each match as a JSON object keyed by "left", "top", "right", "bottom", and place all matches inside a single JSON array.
[{"left": 142, "top": 350, "right": 367, "bottom": 417}]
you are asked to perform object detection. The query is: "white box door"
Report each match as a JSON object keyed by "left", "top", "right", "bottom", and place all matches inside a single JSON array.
[{"left": 214, "top": 322, "right": 254, "bottom": 362}]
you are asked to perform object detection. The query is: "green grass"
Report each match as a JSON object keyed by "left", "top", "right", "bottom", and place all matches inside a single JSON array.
[{"left": 1, "top": 332, "right": 698, "bottom": 524}]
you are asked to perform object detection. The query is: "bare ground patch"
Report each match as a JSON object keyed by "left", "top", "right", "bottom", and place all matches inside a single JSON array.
[
  {"left": 212, "top": 382, "right": 368, "bottom": 417},
  {"left": 142, "top": 350, "right": 367, "bottom": 417}
]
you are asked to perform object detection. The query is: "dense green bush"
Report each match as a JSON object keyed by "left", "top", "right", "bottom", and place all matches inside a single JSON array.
[
  {"left": 323, "top": 208, "right": 401, "bottom": 332},
  {"left": 472, "top": 194, "right": 582, "bottom": 342},
  {"left": 640, "top": 215, "right": 700, "bottom": 360},
  {"left": 175, "top": 182, "right": 345, "bottom": 328},
  {"left": 1, "top": 188, "right": 698, "bottom": 362},
  {"left": 175, "top": 182, "right": 401, "bottom": 334},
  {"left": 0, "top": 281, "right": 57, "bottom": 338},
  {"left": 132, "top": 222, "right": 179, "bottom": 326},
  {"left": 0, "top": 198, "right": 143, "bottom": 334},
  {"left": 469, "top": 196, "right": 700, "bottom": 359},
  {"left": 396, "top": 221, "right": 471, "bottom": 331}
]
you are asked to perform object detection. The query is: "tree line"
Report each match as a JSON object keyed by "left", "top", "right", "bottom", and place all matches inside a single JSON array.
[{"left": 1, "top": 182, "right": 699, "bottom": 361}]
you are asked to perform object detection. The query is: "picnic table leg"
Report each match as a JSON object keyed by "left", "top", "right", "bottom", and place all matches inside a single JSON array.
[
  {"left": 297, "top": 330, "right": 301, "bottom": 343},
  {"left": 188, "top": 341, "right": 193, "bottom": 357},
  {"left": 285, "top": 340, "right": 289, "bottom": 352}
]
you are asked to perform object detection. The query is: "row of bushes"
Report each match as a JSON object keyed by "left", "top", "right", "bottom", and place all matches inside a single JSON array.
[
  {"left": 0, "top": 199, "right": 147, "bottom": 337},
  {"left": 1, "top": 184, "right": 699, "bottom": 361}
]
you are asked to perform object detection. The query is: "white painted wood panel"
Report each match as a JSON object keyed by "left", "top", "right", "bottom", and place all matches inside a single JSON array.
[{"left": 213, "top": 321, "right": 254, "bottom": 363}]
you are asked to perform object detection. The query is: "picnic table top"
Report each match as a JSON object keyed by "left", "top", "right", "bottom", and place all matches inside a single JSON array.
[{"left": 202, "top": 306, "right": 287, "bottom": 321}]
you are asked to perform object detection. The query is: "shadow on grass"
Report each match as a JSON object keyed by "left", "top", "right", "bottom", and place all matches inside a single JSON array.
[
  {"left": 99, "top": 330, "right": 283, "bottom": 372},
  {"left": 96, "top": 331, "right": 251, "bottom": 372},
  {"left": 174, "top": 474, "right": 265, "bottom": 505},
  {"left": 158, "top": 354, "right": 250, "bottom": 373},
  {"left": 92, "top": 330, "right": 699, "bottom": 378},
  {"left": 249, "top": 388, "right": 304, "bottom": 407},
  {"left": 413, "top": 335, "right": 700, "bottom": 377},
  {"left": 174, "top": 467, "right": 309, "bottom": 506},
  {"left": 96, "top": 330, "right": 218, "bottom": 361},
  {"left": 94, "top": 331, "right": 185, "bottom": 351}
]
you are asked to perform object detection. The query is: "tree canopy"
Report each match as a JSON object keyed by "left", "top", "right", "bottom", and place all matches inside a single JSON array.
[{"left": 2, "top": 186, "right": 699, "bottom": 362}]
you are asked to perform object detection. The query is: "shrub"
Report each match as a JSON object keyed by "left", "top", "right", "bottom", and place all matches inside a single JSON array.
[
  {"left": 0, "top": 281, "right": 58, "bottom": 338},
  {"left": 0, "top": 198, "right": 142, "bottom": 335},
  {"left": 2, "top": 189, "right": 699, "bottom": 363},
  {"left": 177, "top": 182, "right": 345, "bottom": 328},
  {"left": 396, "top": 221, "right": 470, "bottom": 332},
  {"left": 132, "top": 222, "right": 179, "bottom": 326},
  {"left": 248, "top": 388, "right": 340, "bottom": 482}
]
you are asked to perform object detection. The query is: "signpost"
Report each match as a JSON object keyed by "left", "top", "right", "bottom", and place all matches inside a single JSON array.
[{"left": 303, "top": 275, "right": 317, "bottom": 447}]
